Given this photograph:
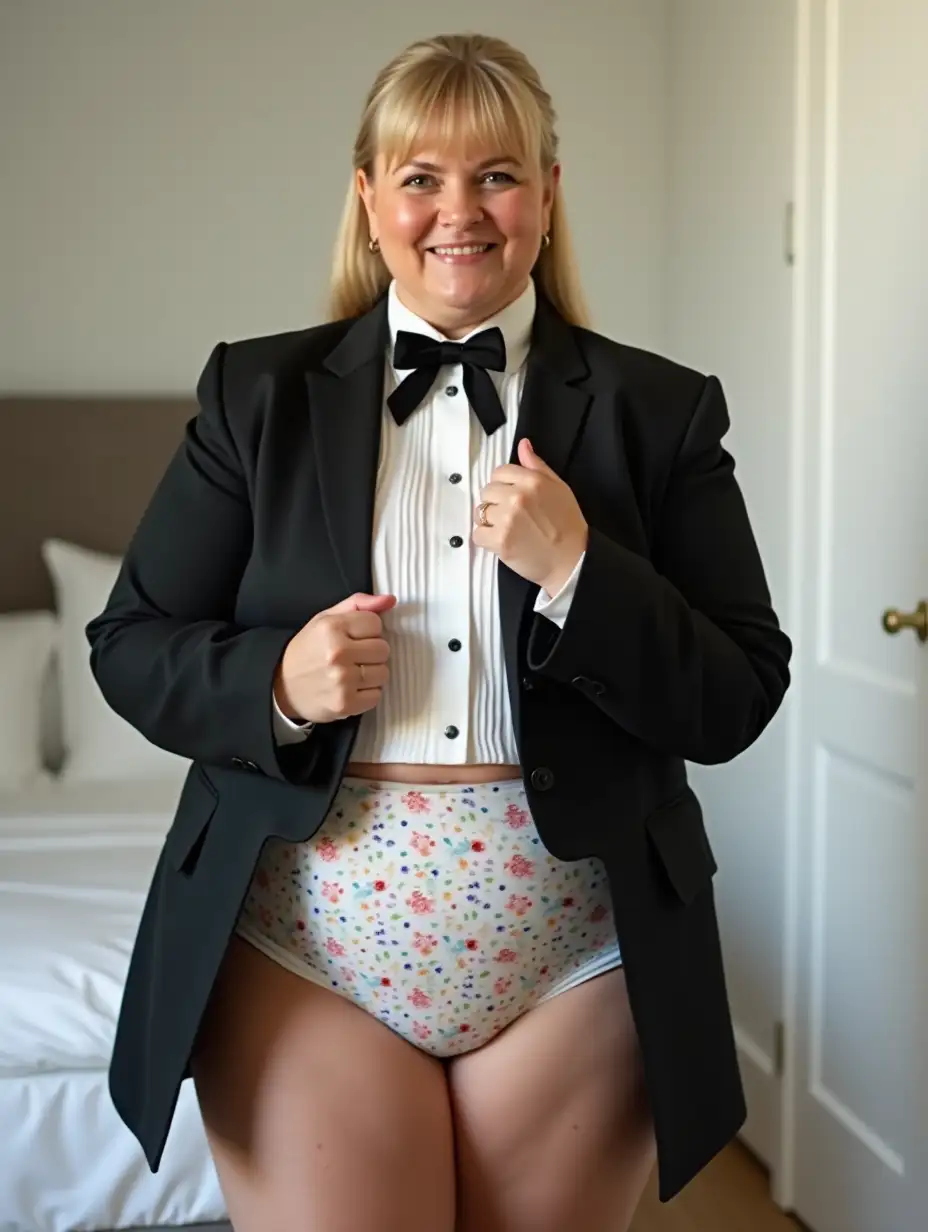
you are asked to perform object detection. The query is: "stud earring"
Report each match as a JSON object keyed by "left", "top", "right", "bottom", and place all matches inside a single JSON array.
[
  {"left": 369, "top": 237, "right": 381, "bottom": 254},
  {"left": 540, "top": 232, "right": 551, "bottom": 250}
]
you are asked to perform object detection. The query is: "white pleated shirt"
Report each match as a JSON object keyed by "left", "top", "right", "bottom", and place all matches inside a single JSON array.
[{"left": 275, "top": 279, "right": 584, "bottom": 763}]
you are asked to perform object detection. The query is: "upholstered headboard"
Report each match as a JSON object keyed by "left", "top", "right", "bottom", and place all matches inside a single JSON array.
[{"left": 0, "top": 397, "right": 195, "bottom": 612}]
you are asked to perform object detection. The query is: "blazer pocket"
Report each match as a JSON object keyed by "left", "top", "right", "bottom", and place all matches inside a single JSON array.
[
  {"left": 164, "top": 763, "right": 219, "bottom": 876},
  {"left": 645, "top": 788, "right": 718, "bottom": 905}
]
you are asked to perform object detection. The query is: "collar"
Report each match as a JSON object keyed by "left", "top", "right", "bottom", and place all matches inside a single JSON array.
[{"left": 387, "top": 278, "right": 536, "bottom": 376}]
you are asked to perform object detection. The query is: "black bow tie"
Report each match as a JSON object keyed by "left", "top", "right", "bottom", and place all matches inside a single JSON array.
[{"left": 388, "top": 327, "right": 508, "bottom": 436}]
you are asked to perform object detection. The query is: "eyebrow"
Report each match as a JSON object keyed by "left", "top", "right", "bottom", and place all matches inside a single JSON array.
[{"left": 400, "top": 156, "right": 521, "bottom": 173}]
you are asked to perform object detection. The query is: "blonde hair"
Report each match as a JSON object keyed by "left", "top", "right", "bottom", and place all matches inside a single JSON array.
[{"left": 328, "top": 33, "right": 590, "bottom": 328}]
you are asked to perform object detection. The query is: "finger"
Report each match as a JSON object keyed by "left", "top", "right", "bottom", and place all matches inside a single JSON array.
[
  {"left": 325, "top": 592, "right": 397, "bottom": 614},
  {"left": 517, "top": 437, "right": 554, "bottom": 471},
  {"left": 471, "top": 526, "right": 497, "bottom": 552},
  {"left": 487, "top": 463, "right": 529, "bottom": 485},
  {"left": 340, "top": 610, "right": 388, "bottom": 639},
  {"left": 349, "top": 637, "right": 391, "bottom": 664},
  {"left": 478, "top": 480, "right": 515, "bottom": 505},
  {"left": 353, "top": 687, "right": 385, "bottom": 714},
  {"left": 356, "top": 663, "right": 389, "bottom": 691}
]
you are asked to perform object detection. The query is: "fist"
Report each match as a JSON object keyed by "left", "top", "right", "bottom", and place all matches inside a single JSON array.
[{"left": 274, "top": 592, "right": 396, "bottom": 724}]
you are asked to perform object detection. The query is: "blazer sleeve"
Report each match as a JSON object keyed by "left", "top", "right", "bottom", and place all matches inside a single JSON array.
[
  {"left": 525, "top": 374, "right": 792, "bottom": 765},
  {"left": 85, "top": 342, "right": 319, "bottom": 784}
]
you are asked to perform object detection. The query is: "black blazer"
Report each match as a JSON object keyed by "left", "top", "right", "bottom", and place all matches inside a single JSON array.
[{"left": 87, "top": 289, "right": 790, "bottom": 1203}]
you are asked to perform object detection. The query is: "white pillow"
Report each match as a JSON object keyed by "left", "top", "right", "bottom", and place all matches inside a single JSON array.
[
  {"left": 41, "top": 539, "right": 189, "bottom": 785},
  {"left": 0, "top": 611, "right": 56, "bottom": 787}
]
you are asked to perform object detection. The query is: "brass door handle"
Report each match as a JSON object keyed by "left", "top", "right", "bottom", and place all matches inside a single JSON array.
[{"left": 882, "top": 601, "right": 928, "bottom": 643}]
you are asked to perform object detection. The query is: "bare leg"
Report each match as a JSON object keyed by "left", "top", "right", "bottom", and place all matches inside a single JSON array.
[
  {"left": 191, "top": 935, "right": 457, "bottom": 1232},
  {"left": 449, "top": 968, "right": 656, "bottom": 1232}
]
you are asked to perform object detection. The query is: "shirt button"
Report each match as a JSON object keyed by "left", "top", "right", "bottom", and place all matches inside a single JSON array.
[
  {"left": 445, "top": 385, "right": 459, "bottom": 396},
  {"left": 449, "top": 535, "right": 464, "bottom": 548},
  {"left": 448, "top": 638, "right": 462, "bottom": 652},
  {"left": 449, "top": 472, "right": 462, "bottom": 484},
  {"left": 444, "top": 725, "right": 460, "bottom": 739}
]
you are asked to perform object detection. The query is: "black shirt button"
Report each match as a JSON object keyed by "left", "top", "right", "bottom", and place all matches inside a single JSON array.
[
  {"left": 530, "top": 767, "right": 555, "bottom": 791},
  {"left": 449, "top": 535, "right": 464, "bottom": 548},
  {"left": 521, "top": 675, "right": 534, "bottom": 690},
  {"left": 444, "top": 725, "right": 460, "bottom": 739},
  {"left": 449, "top": 472, "right": 462, "bottom": 484},
  {"left": 445, "top": 385, "right": 459, "bottom": 396},
  {"left": 448, "top": 638, "right": 462, "bottom": 652}
]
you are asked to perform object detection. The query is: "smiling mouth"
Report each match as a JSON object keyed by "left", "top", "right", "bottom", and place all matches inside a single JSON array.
[{"left": 427, "top": 243, "right": 498, "bottom": 256}]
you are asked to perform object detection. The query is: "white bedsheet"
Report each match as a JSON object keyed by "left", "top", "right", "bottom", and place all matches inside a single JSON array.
[
  {"left": 0, "top": 777, "right": 226, "bottom": 1232},
  {"left": 0, "top": 778, "right": 182, "bottom": 1075}
]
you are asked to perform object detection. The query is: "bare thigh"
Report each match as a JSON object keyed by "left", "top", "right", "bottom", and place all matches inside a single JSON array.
[
  {"left": 191, "top": 935, "right": 456, "bottom": 1232},
  {"left": 448, "top": 968, "right": 656, "bottom": 1232}
]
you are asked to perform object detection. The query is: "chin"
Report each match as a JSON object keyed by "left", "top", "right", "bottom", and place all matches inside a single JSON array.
[{"left": 435, "top": 277, "right": 512, "bottom": 315}]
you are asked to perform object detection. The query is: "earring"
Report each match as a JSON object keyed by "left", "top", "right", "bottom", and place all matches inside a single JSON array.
[
  {"left": 368, "top": 237, "right": 381, "bottom": 254},
  {"left": 540, "top": 232, "right": 551, "bottom": 250}
]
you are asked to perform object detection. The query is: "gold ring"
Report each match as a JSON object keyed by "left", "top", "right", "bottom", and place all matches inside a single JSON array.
[{"left": 476, "top": 501, "right": 492, "bottom": 528}]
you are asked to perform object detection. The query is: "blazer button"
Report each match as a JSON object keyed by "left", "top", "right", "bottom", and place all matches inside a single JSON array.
[
  {"left": 572, "top": 674, "right": 606, "bottom": 696},
  {"left": 231, "top": 756, "right": 246, "bottom": 768},
  {"left": 521, "top": 675, "right": 535, "bottom": 691},
  {"left": 530, "top": 766, "right": 555, "bottom": 791},
  {"left": 444, "top": 725, "right": 460, "bottom": 739},
  {"left": 244, "top": 759, "right": 260, "bottom": 772}
]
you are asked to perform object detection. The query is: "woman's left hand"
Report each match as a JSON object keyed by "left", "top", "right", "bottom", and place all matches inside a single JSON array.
[{"left": 473, "top": 438, "right": 589, "bottom": 597}]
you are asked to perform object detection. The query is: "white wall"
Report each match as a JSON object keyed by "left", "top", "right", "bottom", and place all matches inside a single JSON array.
[
  {"left": 663, "top": 0, "right": 798, "bottom": 1172},
  {"left": 0, "top": 0, "right": 669, "bottom": 393}
]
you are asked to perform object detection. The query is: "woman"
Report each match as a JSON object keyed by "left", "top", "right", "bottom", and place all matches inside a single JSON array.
[{"left": 88, "top": 31, "right": 791, "bottom": 1232}]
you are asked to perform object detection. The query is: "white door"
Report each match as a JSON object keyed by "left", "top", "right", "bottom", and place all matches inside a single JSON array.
[{"left": 791, "top": 1, "right": 928, "bottom": 1228}]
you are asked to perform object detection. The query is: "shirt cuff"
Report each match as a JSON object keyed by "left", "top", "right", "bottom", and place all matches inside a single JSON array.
[
  {"left": 272, "top": 691, "right": 315, "bottom": 745},
  {"left": 532, "top": 551, "right": 586, "bottom": 629}
]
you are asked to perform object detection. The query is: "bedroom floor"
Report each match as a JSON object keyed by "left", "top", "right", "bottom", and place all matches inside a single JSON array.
[{"left": 128, "top": 1141, "right": 805, "bottom": 1232}]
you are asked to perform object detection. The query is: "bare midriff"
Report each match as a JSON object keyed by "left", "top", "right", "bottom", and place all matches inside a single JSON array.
[{"left": 345, "top": 761, "right": 522, "bottom": 784}]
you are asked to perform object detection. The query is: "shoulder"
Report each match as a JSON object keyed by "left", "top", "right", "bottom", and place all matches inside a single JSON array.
[
  {"left": 217, "top": 317, "right": 356, "bottom": 390},
  {"left": 571, "top": 324, "right": 708, "bottom": 409},
  {"left": 192, "top": 316, "right": 360, "bottom": 436}
]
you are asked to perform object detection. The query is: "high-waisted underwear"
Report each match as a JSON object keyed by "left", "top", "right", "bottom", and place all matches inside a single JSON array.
[{"left": 235, "top": 775, "right": 622, "bottom": 1058}]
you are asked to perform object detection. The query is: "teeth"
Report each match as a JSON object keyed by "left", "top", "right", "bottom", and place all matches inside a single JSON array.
[{"left": 431, "top": 245, "right": 492, "bottom": 255}]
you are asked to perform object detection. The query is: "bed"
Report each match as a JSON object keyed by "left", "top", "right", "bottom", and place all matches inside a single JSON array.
[{"left": 0, "top": 397, "right": 227, "bottom": 1231}]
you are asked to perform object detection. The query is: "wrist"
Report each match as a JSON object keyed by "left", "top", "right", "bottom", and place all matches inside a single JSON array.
[
  {"left": 540, "top": 535, "right": 587, "bottom": 598},
  {"left": 273, "top": 661, "right": 306, "bottom": 723}
]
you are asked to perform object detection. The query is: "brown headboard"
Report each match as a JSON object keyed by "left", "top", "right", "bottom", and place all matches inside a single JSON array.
[{"left": 0, "top": 397, "right": 195, "bottom": 612}]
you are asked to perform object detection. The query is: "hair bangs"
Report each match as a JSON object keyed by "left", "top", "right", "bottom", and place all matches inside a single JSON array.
[{"left": 372, "top": 59, "right": 542, "bottom": 173}]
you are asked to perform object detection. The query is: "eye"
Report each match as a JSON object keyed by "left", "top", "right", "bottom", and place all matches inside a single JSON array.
[
  {"left": 401, "top": 174, "right": 436, "bottom": 189},
  {"left": 482, "top": 170, "right": 517, "bottom": 185}
]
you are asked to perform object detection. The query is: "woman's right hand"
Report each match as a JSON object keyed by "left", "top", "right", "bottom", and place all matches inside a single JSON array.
[{"left": 273, "top": 592, "right": 397, "bottom": 724}]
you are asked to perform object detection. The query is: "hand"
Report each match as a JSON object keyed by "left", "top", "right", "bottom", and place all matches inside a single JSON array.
[
  {"left": 472, "top": 438, "right": 588, "bottom": 595},
  {"left": 274, "top": 592, "right": 396, "bottom": 724}
]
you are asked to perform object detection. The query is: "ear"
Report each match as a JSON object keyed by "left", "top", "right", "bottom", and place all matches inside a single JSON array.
[
  {"left": 357, "top": 167, "right": 377, "bottom": 230},
  {"left": 542, "top": 162, "right": 561, "bottom": 230}
]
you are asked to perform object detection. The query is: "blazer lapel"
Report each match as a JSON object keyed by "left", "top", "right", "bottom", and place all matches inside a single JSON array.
[
  {"left": 499, "top": 294, "right": 594, "bottom": 737},
  {"left": 305, "top": 299, "right": 388, "bottom": 596}
]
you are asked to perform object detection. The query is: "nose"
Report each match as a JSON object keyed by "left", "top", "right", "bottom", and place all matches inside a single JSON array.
[{"left": 436, "top": 178, "right": 485, "bottom": 230}]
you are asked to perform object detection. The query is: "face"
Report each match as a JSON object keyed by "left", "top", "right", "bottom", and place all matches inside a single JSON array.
[{"left": 358, "top": 144, "right": 559, "bottom": 337}]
